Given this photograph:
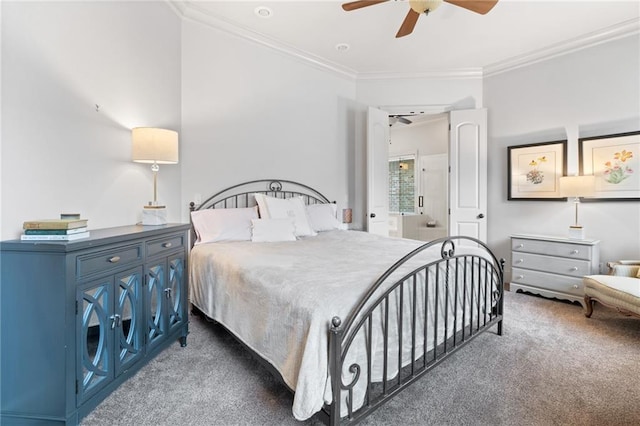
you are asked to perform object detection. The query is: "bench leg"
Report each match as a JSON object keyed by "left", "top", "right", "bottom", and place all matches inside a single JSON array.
[{"left": 584, "top": 295, "right": 594, "bottom": 318}]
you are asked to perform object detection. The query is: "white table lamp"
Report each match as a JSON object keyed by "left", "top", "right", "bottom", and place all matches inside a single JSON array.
[
  {"left": 559, "top": 175, "right": 595, "bottom": 239},
  {"left": 132, "top": 127, "right": 179, "bottom": 225}
]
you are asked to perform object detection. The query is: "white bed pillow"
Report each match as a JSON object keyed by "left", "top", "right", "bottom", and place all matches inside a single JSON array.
[
  {"left": 306, "top": 203, "right": 340, "bottom": 232},
  {"left": 253, "top": 193, "right": 317, "bottom": 237},
  {"left": 251, "top": 218, "right": 297, "bottom": 242},
  {"left": 191, "top": 206, "right": 258, "bottom": 245}
]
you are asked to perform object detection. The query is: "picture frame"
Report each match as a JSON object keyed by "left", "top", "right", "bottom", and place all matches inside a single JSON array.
[
  {"left": 508, "top": 140, "right": 567, "bottom": 201},
  {"left": 579, "top": 131, "right": 640, "bottom": 201}
]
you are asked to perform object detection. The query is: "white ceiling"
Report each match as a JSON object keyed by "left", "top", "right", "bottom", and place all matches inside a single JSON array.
[{"left": 172, "top": 0, "right": 640, "bottom": 78}]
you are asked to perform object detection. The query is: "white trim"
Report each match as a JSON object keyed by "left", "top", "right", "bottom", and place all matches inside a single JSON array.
[
  {"left": 382, "top": 105, "right": 453, "bottom": 115},
  {"left": 171, "top": 0, "right": 358, "bottom": 80},
  {"left": 169, "top": 2, "right": 639, "bottom": 81},
  {"left": 484, "top": 18, "right": 640, "bottom": 77},
  {"left": 357, "top": 69, "right": 484, "bottom": 80}
]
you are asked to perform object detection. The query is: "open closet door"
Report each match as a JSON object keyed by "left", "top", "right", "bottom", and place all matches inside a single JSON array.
[
  {"left": 449, "top": 108, "right": 487, "bottom": 242},
  {"left": 367, "top": 106, "right": 390, "bottom": 236}
]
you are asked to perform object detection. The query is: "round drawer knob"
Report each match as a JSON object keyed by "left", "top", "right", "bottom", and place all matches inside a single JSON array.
[
  {"left": 516, "top": 275, "right": 524, "bottom": 280},
  {"left": 571, "top": 250, "right": 579, "bottom": 255},
  {"left": 573, "top": 284, "right": 579, "bottom": 289},
  {"left": 515, "top": 259, "right": 524, "bottom": 264},
  {"left": 162, "top": 242, "right": 173, "bottom": 248},
  {"left": 516, "top": 244, "right": 524, "bottom": 249},
  {"left": 570, "top": 267, "right": 579, "bottom": 271},
  {"left": 108, "top": 256, "right": 121, "bottom": 263}
]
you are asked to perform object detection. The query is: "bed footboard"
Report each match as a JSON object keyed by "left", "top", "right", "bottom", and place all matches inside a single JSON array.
[{"left": 322, "top": 236, "right": 504, "bottom": 425}]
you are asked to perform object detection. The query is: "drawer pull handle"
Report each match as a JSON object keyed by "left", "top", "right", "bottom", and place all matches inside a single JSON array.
[
  {"left": 516, "top": 275, "right": 524, "bottom": 280},
  {"left": 515, "top": 258, "right": 524, "bottom": 264},
  {"left": 573, "top": 284, "right": 579, "bottom": 289},
  {"left": 570, "top": 267, "right": 579, "bottom": 271},
  {"left": 516, "top": 244, "right": 524, "bottom": 249},
  {"left": 162, "top": 242, "right": 172, "bottom": 248},
  {"left": 108, "top": 256, "right": 121, "bottom": 263},
  {"left": 571, "top": 250, "right": 579, "bottom": 255}
]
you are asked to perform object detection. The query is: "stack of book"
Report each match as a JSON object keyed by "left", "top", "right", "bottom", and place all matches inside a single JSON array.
[{"left": 21, "top": 216, "right": 90, "bottom": 241}]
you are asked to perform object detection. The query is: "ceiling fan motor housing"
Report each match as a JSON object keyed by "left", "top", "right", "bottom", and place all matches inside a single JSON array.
[{"left": 410, "top": 0, "right": 442, "bottom": 14}]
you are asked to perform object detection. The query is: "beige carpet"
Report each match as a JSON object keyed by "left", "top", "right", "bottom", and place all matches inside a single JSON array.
[{"left": 82, "top": 290, "right": 640, "bottom": 426}]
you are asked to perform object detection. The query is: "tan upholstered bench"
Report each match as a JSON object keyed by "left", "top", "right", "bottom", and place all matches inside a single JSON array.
[{"left": 583, "top": 261, "right": 640, "bottom": 319}]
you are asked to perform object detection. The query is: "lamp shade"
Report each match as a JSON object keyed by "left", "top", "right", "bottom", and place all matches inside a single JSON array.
[
  {"left": 559, "top": 175, "right": 596, "bottom": 197},
  {"left": 131, "top": 127, "right": 179, "bottom": 164}
]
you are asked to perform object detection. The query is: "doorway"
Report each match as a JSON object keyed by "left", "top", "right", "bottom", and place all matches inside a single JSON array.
[{"left": 388, "top": 113, "right": 449, "bottom": 241}]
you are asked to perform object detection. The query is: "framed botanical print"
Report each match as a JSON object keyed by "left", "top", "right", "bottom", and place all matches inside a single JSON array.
[
  {"left": 579, "top": 131, "right": 640, "bottom": 201},
  {"left": 508, "top": 140, "right": 567, "bottom": 200}
]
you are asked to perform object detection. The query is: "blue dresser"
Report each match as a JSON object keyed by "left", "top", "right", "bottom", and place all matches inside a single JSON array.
[{"left": 1, "top": 224, "right": 190, "bottom": 425}]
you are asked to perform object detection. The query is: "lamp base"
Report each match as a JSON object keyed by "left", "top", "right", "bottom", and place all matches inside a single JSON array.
[
  {"left": 141, "top": 206, "right": 167, "bottom": 225},
  {"left": 568, "top": 225, "right": 585, "bottom": 240}
]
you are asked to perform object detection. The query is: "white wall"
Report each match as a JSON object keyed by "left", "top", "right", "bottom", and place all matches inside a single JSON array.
[
  {"left": 357, "top": 75, "right": 483, "bottom": 111},
  {"left": 389, "top": 114, "right": 448, "bottom": 157},
  {"left": 485, "top": 35, "right": 640, "bottom": 273},
  {"left": 1, "top": 1, "right": 181, "bottom": 240},
  {"left": 180, "top": 19, "right": 357, "bottom": 220}
]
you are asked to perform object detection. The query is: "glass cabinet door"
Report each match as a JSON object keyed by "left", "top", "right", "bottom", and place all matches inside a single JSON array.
[
  {"left": 167, "top": 255, "right": 185, "bottom": 334},
  {"left": 146, "top": 262, "right": 166, "bottom": 351},
  {"left": 77, "top": 279, "right": 114, "bottom": 404},
  {"left": 114, "top": 268, "right": 144, "bottom": 376}
]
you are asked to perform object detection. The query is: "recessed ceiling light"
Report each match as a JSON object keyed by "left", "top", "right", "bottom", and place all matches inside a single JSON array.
[
  {"left": 254, "top": 6, "right": 272, "bottom": 18},
  {"left": 335, "top": 43, "right": 350, "bottom": 52}
]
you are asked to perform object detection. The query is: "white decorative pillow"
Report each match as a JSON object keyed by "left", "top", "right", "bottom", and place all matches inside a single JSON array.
[
  {"left": 253, "top": 193, "right": 270, "bottom": 218},
  {"left": 306, "top": 203, "right": 340, "bottom": 232},
  {"left": 190, "top": 207, "right": 258, "bottom": 245},
  {"left": 251, "top": 218, "right": 296, "bottom": 242},
  {"left": 253, "top": 194, "right": 317, "bottom": 237}
]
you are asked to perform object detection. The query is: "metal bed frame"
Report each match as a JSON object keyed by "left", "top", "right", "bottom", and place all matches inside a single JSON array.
[{"left": 189, "top": 179, "right": 504, "bottom": 425}]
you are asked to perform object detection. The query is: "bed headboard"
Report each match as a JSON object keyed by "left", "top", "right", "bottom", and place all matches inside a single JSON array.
[
  {"left": 189, "top": 179, "right": 331, "bottom": 213},
  {"left": 188, "top": 179, "right": 332, "bottom": 246}
]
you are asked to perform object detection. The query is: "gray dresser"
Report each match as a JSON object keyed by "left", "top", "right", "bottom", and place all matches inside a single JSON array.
[
  {"left": 1, "top": 224, "right": 190, "bottom": 425},
  {"left": 510, "top": 234, "right": 600, "bottom": 308}
]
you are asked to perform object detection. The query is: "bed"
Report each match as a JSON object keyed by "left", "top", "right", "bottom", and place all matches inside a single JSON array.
[{"left": 188, "top": 179, "right": 504, "bottom": 425}]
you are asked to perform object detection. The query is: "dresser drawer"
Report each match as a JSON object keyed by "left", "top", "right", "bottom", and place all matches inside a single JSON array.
[
  {"left": 77, "top": 244, "right": 143, "bottom": 279},
  {"left": 512, "top": 267, "right": 584, "bottom": 296},
  {"left": 512, "top": 252, "right": 591, "bottom": 277},
  {"left": 146, "top": 233, "right": 186, "bottom": 258},
  {"left": 512, "top": 238, "right": 592, "bottom": 260}
]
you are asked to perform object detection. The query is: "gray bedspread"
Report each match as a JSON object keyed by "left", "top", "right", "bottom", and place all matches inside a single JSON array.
[{"left": 189, "top": 230, "right": 489, "bottom": 420}]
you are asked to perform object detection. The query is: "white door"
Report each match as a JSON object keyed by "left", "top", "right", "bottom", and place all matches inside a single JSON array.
[
  {"left": 420, "top": 153, "right": 448, "bottom": 230},
  {"left": 449, "top": 108, "right": 488, "bottom": 242},
  {"left": 367, "top": 106, "right": 390, "bottom": 236}
]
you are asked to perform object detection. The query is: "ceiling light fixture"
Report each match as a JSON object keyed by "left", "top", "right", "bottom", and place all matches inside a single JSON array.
[
  {"left": 254, "top": 6, "right": 272, "bottom": 18},
  {"left": 335, "top": 43, "right": 350, "bottom": 52},
  {"left": 410, "top": 0, "right": 442, "bottom": 15}
]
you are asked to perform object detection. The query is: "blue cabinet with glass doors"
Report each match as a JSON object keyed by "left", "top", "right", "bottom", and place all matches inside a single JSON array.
[{"left": 1, "top": 224, "right": 190, "bottom": 425}]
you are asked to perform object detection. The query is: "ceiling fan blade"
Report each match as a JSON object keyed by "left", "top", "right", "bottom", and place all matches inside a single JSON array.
[
  {"left": 396, "top": 9, "right": 420, "bottom": 38},
  {"left": 342, "top": 0, "right": 389, "bottom": 12},
  {"left": 397, "top": 116, "right": 412, "bottom": 124},
  {"left": 444, "top": 0, "right": 498, "bottom": 15}
]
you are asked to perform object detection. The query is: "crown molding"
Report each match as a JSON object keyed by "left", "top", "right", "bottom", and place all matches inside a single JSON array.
[
  {"left": 357, "top": 68, "right": 484, "bottom": 80},
  {"left": 170, "top": 1, "right": 358, "bottom": 81},
  {"left": 169, "top": 2, "right": 639, "bottom": 82},
  {"left": 483, "top": 18, "right": 640, "bottom": 77}
]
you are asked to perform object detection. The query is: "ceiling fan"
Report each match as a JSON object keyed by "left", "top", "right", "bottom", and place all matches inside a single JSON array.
[
  {"left": 342, "top": 0, "right": 499, "bottom": 38},
  {"left": 389, "top": 115, "right": 413, "bottom": 126}
]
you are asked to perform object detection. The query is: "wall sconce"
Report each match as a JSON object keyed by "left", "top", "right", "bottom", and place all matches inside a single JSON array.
[
  {"left": 559, "top": 175, "right": 595, "bottom": 239},
  {"left": 342, "top": 208, "right": 353, "bottom": 224},
  {"left": 132, "top": 127, "right": 179, "bottom": 225}
]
